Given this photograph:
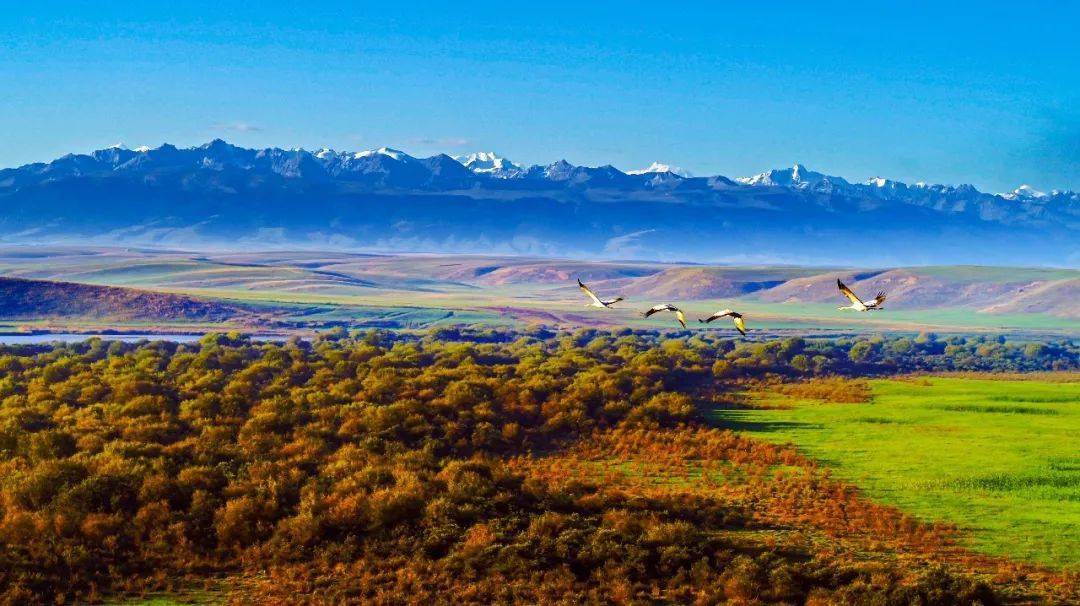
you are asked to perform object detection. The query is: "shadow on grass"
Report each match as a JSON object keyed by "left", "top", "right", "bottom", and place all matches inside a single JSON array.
[{"left": 708, "top": 409, "right": 823, "bottom": 434}]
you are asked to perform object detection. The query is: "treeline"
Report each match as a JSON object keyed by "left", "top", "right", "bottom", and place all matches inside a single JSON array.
[
  {"left": 0, "top": 328, "right": 1069, "bottom": 603},
  {"left": 424, "top": 326, "right": 1077, "bottom": 375}
]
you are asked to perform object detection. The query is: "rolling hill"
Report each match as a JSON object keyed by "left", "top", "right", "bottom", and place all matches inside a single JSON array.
[
  {"left": 1, "top": 249, "right": 1075, "bottom": 323},
  {"left": 0, "top": 276, "right": 257, "bottom": 322},
  {"left": 757, "top": 267, "right": 1080, "bottom": 315},
  {"left": 617, "top": 266, "right": 814, "bottom": 300}
]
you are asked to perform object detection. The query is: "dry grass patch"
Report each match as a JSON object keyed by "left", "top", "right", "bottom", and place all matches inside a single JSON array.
[{"left": 772, "top": 377, "right": 873, "bottom": 403}]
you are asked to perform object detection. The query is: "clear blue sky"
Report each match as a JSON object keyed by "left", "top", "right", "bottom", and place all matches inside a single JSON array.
[{"left": 2, "top": 1, "right": 1077, "bottom": 192}]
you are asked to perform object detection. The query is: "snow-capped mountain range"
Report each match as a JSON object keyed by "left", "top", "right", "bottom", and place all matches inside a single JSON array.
[
  {"left": 0, "top": 141, "right": 1075, "bottom": 265},
  {"left": 452, "top": 152, "right": 525, "bottom": 178},
  {"left": 627, "top": 162, "right": 693, "bottom": 178},
  {"left": 8, "top": 140, "right": 1072, "bottom": 203}
]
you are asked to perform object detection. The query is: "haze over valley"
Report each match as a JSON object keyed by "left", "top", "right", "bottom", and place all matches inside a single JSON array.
[
  {"left": 2, "top": 141, "right": 1076, "bottom": 267},
  {"left": 2, "top": 5, "right": 1079, "bottom": 604},
  {"left": 1, "top": 247, "right": 1074, "bottom": 338}
]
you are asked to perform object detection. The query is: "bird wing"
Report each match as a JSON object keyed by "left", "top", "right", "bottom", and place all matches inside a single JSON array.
[
  {"left": 700, "top": 309, "right": 735, "bottom": 323},
  {"left": 578, "top": 279, "right": 603, "bottom": 305},
  {"left": 837, "top": 279, "right": 864, "bottom": 305},
  {"left": 603, "top": 296, "right": 625, "bottom": 305},
  {"left": 643, "top": 304, "right": 672, "bottom": 317},
  {"left": 868, "top": 291, "right": 887, "bottom": 307},
  {"left": 732, "top": 315, "right": 747, "bottom": 336},
  {"left": 675, "top": 309, "right": 687, "bottom": 328}
]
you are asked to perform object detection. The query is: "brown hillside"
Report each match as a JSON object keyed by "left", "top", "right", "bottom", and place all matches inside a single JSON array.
[
  {"left": 620, "top": 267, "right": 799, "bottom": 300},
  {"left": 0, "top": 277, "right": 252, "bottom": 321},
  {"left": 470, "top": 262, "right": 658, "bottom": 286},
  {"left": 755, "top": 270, "right": 887, "bottom": 304},
  {"left": 761, "top": 269, "right": 965, "bottom": 309},
  {"left": 317, "top": 256, "right": 662, "bottom": 285},
  {"left": 980, "top": 279, "right": 1080, "bottom": 317},
  {"left": 758, "top": 269, "right": 1079, "bottom": 316}
]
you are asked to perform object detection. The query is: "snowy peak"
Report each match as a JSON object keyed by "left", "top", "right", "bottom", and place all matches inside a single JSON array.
[
  {"left": 999, "top": 184, "right": 1078, "bottom": 203},
  {"left": 11, "top": 141, "right": 1077, "bottom": 206},
  {"left": 453, "top": 151, "right": 524, "bottom": 178},
  {"left": 454, "top": 151, "right": 508, "bottom": 169},
  {"left": 1002, "top": 184, "right": 1049, "bottom": 200},
  {"left": 790, "top": 163, "right": 809, "bottom": 183},
  {"left": 626, "top": 162, "right": 691, "bottom": 177},
  {"left": 737, "top": 163, "right": 849, "bottom": 190},
  {"left": 354, "top": 147, "right": 412, "bottom": 161},
  {"left": 864, "top": 176, "right": 909, "bottom": 195}
]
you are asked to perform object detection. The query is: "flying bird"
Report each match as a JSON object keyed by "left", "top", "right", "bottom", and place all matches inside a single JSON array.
[
  {"left": 643, "top": 304, "right": 687, "bottom": 328},
  {"left": 698, "top": 309, "right": 747, "bottom": 336},
  {"left": 578, "top": 279, "right": 624, "bottom": 308},
  {"left": 836, "top": 279, "right": 886, "bottom": 311}
]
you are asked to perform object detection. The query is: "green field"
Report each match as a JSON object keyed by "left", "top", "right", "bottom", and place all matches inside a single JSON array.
[{"left": 712, "top": 376, "right": 1080, "bottom": 568}]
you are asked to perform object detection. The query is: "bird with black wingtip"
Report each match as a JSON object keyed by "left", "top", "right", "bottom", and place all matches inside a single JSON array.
[
  {"left": 643, "top": 303, "right": 687, "bottom": 328},
  {"left": 836, "top": 279, "right": 886, "bottom": 311},
  {"left": 577, "top": 278, "right": 625, "bottom": 308},
  {"left": 699, "top": 308, "right": 747, "bottom": 336}
]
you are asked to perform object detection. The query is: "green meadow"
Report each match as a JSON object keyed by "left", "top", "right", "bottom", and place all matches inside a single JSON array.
[{"left": 712, "top": 376, "right": 1080, "bottom": 568}]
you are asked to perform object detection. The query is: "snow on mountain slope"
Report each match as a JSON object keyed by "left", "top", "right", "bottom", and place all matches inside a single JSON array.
[
  {"left": 626, "top": 162, "right": 692, "bottom": 177},
  {"left": 9, "top": 140, "right": 1075, "bottom": 207},
  {"left": 1002, "top": 185, "right": 1049, "bottom": 200},
  {"left": 0, "top": 140, "right": 1076, "bottom": 266},
  {"left": 737, "top": 163, "right": 852, "bottom": 193},
  {"left": 452, "top": 152, "right": 524, "bottom": 178},
  {"left": 354, "top": 147, "right": 412, "bottom": 161}
]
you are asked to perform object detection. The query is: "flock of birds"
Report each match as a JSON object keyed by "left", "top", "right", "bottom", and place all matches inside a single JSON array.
[{"left": 577, "top": 278, "right": 887, "bottom": 336}]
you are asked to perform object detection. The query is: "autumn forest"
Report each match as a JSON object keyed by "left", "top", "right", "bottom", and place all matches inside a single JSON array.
[{"left": 0, "top": 329, "right": 1076, "bottom": 604}]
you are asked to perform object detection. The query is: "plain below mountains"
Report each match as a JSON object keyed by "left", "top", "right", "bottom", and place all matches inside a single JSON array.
[
  {"left": 0, "top": 141, "right": 1077, "bottom": 267},
  {"left": 1, "top": 248, "right": 1075, "bottom": 320}
]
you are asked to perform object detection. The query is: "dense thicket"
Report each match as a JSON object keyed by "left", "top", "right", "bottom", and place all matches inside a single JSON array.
[{"left": 0, "top": 329, "right": 1071, "bottom": 604}]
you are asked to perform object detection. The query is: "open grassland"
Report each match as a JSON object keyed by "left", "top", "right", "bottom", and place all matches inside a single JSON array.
[
  {"left": 5, "top": 278, "right": 1074, "bottom": 336},
  {"left": 159, "top": 285, "right": 1080, "bottom": 334},
  {"left": 914, "top": 265, "right": 1079, "bottom": 282},
  {"left": 1, "top": 247, "right": 1076, "bottom": 335},
  {"left": 147, "top": 267, "right": 1080, "bottom": 332},
  {"left": 713, "top": 376, "right": 1080, "bottom": 568}
]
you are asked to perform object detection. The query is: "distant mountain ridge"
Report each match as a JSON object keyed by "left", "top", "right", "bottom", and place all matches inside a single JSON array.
[
  {"left": 0, "top": 140, "right": 1076, "bottom": 266},
  {"left": 8, "top": 140, "right": 1075, "bottom": 204}
]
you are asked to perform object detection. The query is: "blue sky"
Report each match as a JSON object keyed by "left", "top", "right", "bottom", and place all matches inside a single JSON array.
[{"left": 1, "top": 1, "right": 1077, "bottom": 192}]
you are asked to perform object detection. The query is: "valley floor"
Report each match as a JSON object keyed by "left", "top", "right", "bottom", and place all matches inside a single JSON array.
[{"left": 0, "top": 247, "right": 1077, "bottom": 336}]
